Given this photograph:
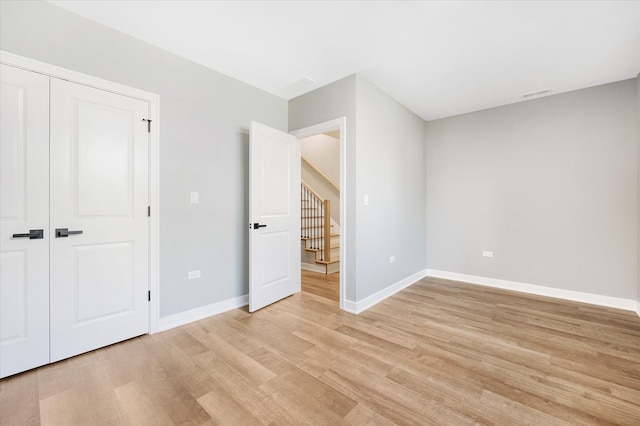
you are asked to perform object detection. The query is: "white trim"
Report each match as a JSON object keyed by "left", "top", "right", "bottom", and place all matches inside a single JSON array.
[
  {"left": 343, "top": 269, "right": 429, "bottom": 314},
  {"left": 635, "top": 301, "right": 640, "bottom": 317},
  {"left": 0, "top": 51, "right": 155, "bottom": 102},
  {"left": 148, "top": 101, "right": 160, "bottom": 333},
  {"left": 290, "top": 118, "right": 346, "bottom": 139},
  {"left": 426, "top": 269, "right": 638, "bottom": 313},
  {"left": 1, "top": 51, "right": 162, "bottom": 333},
  {"left": 291, "top": 117, "right": 348, "bottom": 311},
  {"left": 159, "top": 295, "right": 249, "bottom": 332},
  {"left": 342, "top": 299, "right": 358, "bottom": 313}
]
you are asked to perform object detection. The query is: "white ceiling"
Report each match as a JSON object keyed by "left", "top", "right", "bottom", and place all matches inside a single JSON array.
[{"left": 50, "top": 1, "right": 640, "bottom": 121}]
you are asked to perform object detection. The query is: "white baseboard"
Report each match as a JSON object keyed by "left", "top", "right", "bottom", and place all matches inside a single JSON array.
[
  {"left": 158, "top": 294, "right": 248, "bottom": 332},
  {"left": 426, "top": 269, "right": 638, "bottom": 314},
  {"left": 343, "top": 269, "right": 429, "bottom": 315},
  {"left": 342, "top": 299, "right": 358, "bottom": 313},
  {"left": 156, "top": 273, "right": 639, "bottom": 331}
]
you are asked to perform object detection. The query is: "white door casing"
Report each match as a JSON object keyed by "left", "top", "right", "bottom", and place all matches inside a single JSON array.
[
  {"left": 249, "top": 121, "right": 300, "bottom": 312},
  {"left": 0, "top": 65, "right": 50, "bottom": 378},
  {"left": 49, "top": 78, "right": 150, "bottom": 362}
]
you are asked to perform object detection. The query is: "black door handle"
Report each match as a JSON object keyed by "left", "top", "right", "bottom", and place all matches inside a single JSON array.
[
  {"left": 12, "top": 229, "right": 44, "bottom": 239},
  {"left": 55, "top": 228, "right": 83, "bottom": 238},
  {"left": 253, "top": 223, "right": 267, "bottom": 229}
]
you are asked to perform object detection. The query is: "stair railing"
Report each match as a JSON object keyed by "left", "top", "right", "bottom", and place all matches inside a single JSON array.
[{"left": 301, "top": 180, "right": 331, "bottom": 262}]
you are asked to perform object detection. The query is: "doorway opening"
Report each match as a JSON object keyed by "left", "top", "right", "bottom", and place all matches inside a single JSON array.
[{"left": 290, "top": 118, "right": 346, "bottom": 309}]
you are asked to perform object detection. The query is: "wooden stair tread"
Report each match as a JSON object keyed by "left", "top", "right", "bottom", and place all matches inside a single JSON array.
[
  {"left": 304, "top": 243, "right": 338, "bottom": 252},
  {"left": 301, "top": 234, "right": 339, "bottom": 240},
  {"left": 315, "top": 257, "right": 339, "bottom": 265}
]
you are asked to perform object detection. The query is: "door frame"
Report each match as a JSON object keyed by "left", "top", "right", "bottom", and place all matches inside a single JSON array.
[
  {"left": 0, "top": 51, "right": 161, "bottom": 333},
  {"left": 290, "top": 118, "right": 347, "bottom": 310}
]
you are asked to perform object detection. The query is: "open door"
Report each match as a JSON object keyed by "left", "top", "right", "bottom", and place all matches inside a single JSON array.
[{"left": 249, "top": 121, "right": 300, "bottom": 312}]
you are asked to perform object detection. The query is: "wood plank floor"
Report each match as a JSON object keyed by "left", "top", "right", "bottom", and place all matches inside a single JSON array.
[
  {"left": 301, "top": 270, "right": 339, "bottom": 302},
  {"left": 2, "top": 276, "right": 639, "bottom": 425}
]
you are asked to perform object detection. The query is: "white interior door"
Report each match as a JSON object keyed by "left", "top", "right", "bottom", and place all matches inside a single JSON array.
[
  {"left": 249, "top": 121, "right": 300, "bottom": 312},
  {"left": 0, "top": 65, "right": 50, "bottom": 378},
  {"left": 49, "top": 78, "right": 149, "bottom": 362}
]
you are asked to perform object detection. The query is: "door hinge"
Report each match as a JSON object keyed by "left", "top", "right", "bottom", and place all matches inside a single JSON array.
[
  {"left": 142, "top": 118, "right": 152, "bottom": 133},
  {"left": 148, "top": 291, "right": 151, "bottom": 302},
  {"left": 147, "top": 206, "right": 151, "bottom": 217}
]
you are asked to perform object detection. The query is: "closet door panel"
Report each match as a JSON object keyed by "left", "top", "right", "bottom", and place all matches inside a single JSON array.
[
  {"left": 49, "top": 78, "right": 149, "bottom": 362},
  {"left": 0, "top": 64, "right": 50, "bottom": 378}
]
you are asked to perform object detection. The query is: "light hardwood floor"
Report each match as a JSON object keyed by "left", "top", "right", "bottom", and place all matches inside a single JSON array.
[
  {"left": 301, "top": 270, "right": 339, "bottom": 302},
  {"left": 1, "top": 276, "right": 639, "bottom": 425}
]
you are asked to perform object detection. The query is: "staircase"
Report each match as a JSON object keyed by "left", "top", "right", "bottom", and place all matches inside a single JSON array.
[{"left": 301, "top": 182, "right": 340, "bottom": 274}]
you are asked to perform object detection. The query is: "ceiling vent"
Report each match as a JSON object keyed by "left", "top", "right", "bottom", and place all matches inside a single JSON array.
[
  {"left": 522, "top": 88, "right": 552, "bottom": 99},
  {"left": 285, "top": 76, "right": 318, "bottom": 95}
]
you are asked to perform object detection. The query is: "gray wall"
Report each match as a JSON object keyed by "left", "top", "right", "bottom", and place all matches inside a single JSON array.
[
  {"left": 1, "top": 1, "right": 288, "bottom": 317},
  {"left": 426, "top": 80, "right": 639, "bottom": 300},
  {"left": 637, "top": 73, "right": 640, "bottom": 307},
  {"left": 290, "top": 75, "right": 427, "bottom": 302},
  {"left": 3, "top": 1, "right": 635, "bottom": 313},
  {"left": 354, "top": 76, "right": 427, "bottom": 300},
  {"left": 289, "top": 75, "right": 357, "bottom": 300}
]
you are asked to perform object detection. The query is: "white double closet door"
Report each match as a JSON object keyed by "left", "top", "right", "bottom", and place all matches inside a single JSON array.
[{"left": 1, "top": 64, "right": 150, "bottom": 378}]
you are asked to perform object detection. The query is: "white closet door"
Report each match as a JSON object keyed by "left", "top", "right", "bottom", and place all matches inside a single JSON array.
[
  {"left": 0, "top": 65, "right": 50, "bottom": 378},
  {"left": 49, "top": 79, "right": 150, "bottom": 362}
]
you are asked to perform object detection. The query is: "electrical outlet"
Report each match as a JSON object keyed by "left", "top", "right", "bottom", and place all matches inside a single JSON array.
[
  {"left": 482, "top": 251, "right": 493, "bottom": 258},
  {"left": 364, "top": 194, "right": 369, "bottom": 205},
  {"left": 188, "top": 270, "right": 201, "bottom": 279},
  {"left": 389, "top": 256, "right": 395, "bottom": 263},
  {"left": 190, "top": 192, "right": 199, "bottom": 204}
]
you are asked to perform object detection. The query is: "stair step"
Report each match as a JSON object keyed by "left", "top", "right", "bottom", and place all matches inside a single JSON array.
[
  {"left": 315, "top": 257, "right": 339, "bottom": 265},
  {"left": 301, "top": 225, "right": 331, "bottom": 230},
  {"left": 304, "top": 242, "right": 338, "bottom": 251},
  {"left": 301, "top": 233, "right": 339, "bottom": 240}
]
